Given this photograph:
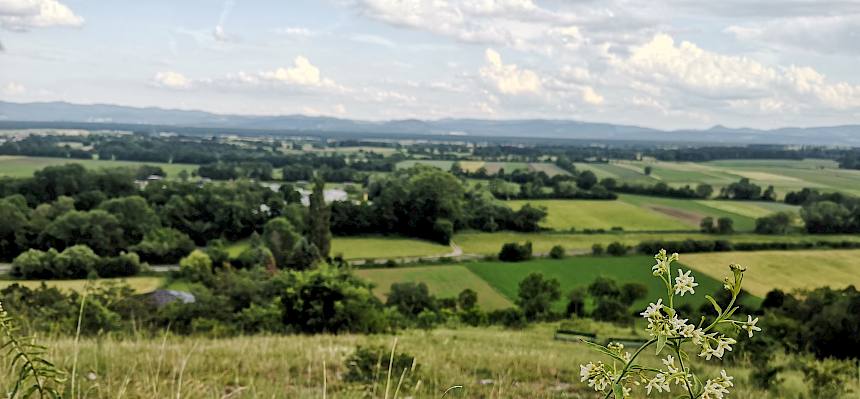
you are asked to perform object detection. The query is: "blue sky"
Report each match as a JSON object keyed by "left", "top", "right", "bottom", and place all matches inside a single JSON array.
[{"left": 2, "top": 0, "right": 860, "bottom": 129}]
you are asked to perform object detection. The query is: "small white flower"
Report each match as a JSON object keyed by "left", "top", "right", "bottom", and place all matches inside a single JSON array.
[
  {"left": 645, "top": 373, "right": 670, "bottom": 395},
  {"left": 673, "top": 269, "right": 698, "bottom": 296},
  {"left": 742, "top": 315, "right": 761, "bottom": 338},
  {"left": 640, "top": 299, "right": 663, "bottom": 319}
]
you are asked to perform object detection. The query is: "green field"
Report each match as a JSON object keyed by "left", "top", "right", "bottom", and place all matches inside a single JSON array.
[
  {"left": 683, "top": 249, "right": 860, "bottom": 297},
  {"left": 465, "top": 256, "right": 757, "bottom": 311},
  {"left": 0, "top": 276, "right": 164, "bottom": 293},
  {"left": 355, "top": 265, "right": 512, "bottom": 310},
  {"left": 332, "top": 236, "right": 451, "bottom": 260},
  {"left": 507, "top": 199, "right": 690, "bottom": 231},
  {"left": 225, "top": 236, "right": 452, "bottom": 260},
  {"left": 453, "top": 231, "right": 860, "bottom": 255},
  {"left": 0, "top": 155, "right": 198, "bottom": 178},
  {"left": 395, "top": 159, "right": 455, "bottom": 171}
]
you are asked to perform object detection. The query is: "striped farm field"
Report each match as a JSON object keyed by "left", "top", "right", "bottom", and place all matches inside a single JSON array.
[
  {"left": 224, "top": 236, "right": 451, "bottom": 260},
  {"left": 465, "top": 256, "right": 759, "bottom": 312},
  {"left": 355, "top": 265, "right": 512, "bottom": 310},
  {"left": 452, "top": 231, "right": 860, "bottom": 256},
  {"left": 527, "top": 163, "right": 570, "bottom": 176},
  {"left": 682, "top": 249, "right": 860, "bottom": 297},
  {"left": 395, "top": 159, "right": 455, "bottom": 171}
]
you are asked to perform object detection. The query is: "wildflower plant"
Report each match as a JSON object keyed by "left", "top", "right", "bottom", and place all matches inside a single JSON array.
[{"left": 580, "top": 250, "right": 761, "bottom": 399}]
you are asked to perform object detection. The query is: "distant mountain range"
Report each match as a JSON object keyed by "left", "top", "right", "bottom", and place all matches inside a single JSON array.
[{"left": 2, "top": 101, "right": 859, "bottom": 146}]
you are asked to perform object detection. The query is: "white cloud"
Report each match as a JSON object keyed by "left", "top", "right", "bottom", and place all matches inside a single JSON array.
[
  {"left": 582, "top": 86, "right": 604, "bottom": 105},
  {"left": 479, "top": 48, "right": 541, "bottom": 95},
  {"left": 613, "top": 33, "right": 860, "bottom": 111},
  {"left": 0, "top": 0, "right": 83, "bottom": 31},
  {"left": 258, "top": 56, "right": 336, "bottom": 87},
  {"left": 152, "top": 71, "right": 192, "bottom": 90},
  {"left": 2, "top": 82, "right": 26, "bottom": 95}
]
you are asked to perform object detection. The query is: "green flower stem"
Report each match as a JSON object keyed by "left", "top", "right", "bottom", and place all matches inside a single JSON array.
[
  {"left": 674, "top": 342, "right": 696, "bottom": 399},
  {"left": 602, "top": 338, "right": 658, "bottom": 399}
]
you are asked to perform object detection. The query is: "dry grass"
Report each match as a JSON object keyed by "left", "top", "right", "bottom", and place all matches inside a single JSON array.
[
  {"left": 0, "top": 277, "right": 164, "bottom": 293},
  {"left": 4, "top": 323, "right": 817, "bottom": 399}
]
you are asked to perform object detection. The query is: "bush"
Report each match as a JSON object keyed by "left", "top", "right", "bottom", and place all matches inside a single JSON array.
[
  {"left": 606, "top": 241, "right": 627, "bottom": 256},
  {"left": 386, "top": 282, "right": 437, "bottom": 318},
  {"left": 54, "top": 245, "right": 100, "bottom": 279},
  {"left": 130, "top": 227, "right": 195, "bottom": 264},
  {"left": 548, "top": 245, "right": 565, "bottom": 259},
  {"left": 459, "top": 308, "right": 487, "bottom": 326},
  {"left": 592, "top": 298, "right": 629, "bottom": 323},
  {"left": 344, "top": 345, "right": 417, "bottom": 384},
  {"left": 457, "top": 288, "right": 478, "bottom": 310},
  {"left": 716, "top": 217, "right": 734, "bottom": 234},
  {"left": 517, "top": 272, "right": 561, "bottom": 321},
  {"left": 178, "top": 250, "right": 214, "bottom": 284},
  {"left": 96, "top": 252, "right": 141, "bottom": 278},
  {"left": 498, "top": 241, "right": 533, "bottom": 262},
  {"left": 488, "top": 308, "right": 527, "bottom": 329},
  {"left": 755, "top": 212, "right": 793, "bottom": 234},
  {"left": 11, "top": 248, "right": 58, "bottom": 279},
  {"left": 591, "top": 243, "right": 604, "bottom": 255}
]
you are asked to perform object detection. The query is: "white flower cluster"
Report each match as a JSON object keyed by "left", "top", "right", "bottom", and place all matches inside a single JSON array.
[
  {"left": 579, "top": 361, "right": 615, "bottom": 392},
  {"left": 651, "top": 249, "right": 678, "bottom": 276},
  {"left": 701, "top": 370, "right": 734, "bottom": 399},
  {"left": 645, "top": 355, "right": 691, "bottom": 394}
]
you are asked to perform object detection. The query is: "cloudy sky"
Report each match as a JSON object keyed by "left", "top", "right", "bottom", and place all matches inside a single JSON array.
[{"left": 2, "top": 0, "right": 860, "bottom": 129}]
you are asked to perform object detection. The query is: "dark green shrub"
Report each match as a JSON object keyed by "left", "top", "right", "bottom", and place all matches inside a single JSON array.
[
  {"left": 344, "top": 345, "right": 417, "bottom": 384},
  {"left": 549, "top": 245, "right": 565, "bottom": 259},
  {"left": 591, "top": 243, "right": 604, "bottom": 255},
  {"left": 606, "top": 241, "right": 627, "bottom": 256},
  {"left": 499, "top": 241, "right": 532, "bottom": 262},
  {"left": 96, "top": 252, "right": 141, "bottom": 278}
]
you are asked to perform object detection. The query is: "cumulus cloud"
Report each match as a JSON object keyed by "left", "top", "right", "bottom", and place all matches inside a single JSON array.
[
  {"left": 0, "top": 0, "right": 83, "bottom": 31},
  {"left": 479, "top": 49, "right": 541, "bottom": 95},
  {"left": 153, "top": 71, "right": 192, "bottom": 90},
  {"left": 152, "top": 56, "right": 344, "bottom": 94},
  {"left": 257, "top": 56, "right": 337, "bottom": 87},
  {"left": 614, "top": 33, "right": 860, "bottom": 111}
]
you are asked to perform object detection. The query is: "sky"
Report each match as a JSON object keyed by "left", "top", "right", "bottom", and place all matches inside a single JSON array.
[{"left": 1, "top": 0, "right": 860, "bottom": 130}]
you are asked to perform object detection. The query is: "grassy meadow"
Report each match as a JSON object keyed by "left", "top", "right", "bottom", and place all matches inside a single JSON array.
[
  {"left": 354, "top": 265, "right": 513, "bottom": 310},
  {"left": 225, "top": 236, "right": 452, "bottom": 260},
  {"left": 507, "top": 199, "right": 691, "bottom": 231},
  {"left": 0, "top": 276, "right": 164, "bottom": 293},
  {"left": 0, "top": 155, "right": 197, "bottom": 178},
  {"left": 683, "top": 249, "right": 860, "bottom": 297},
  {"left": 21, "top": 322, "right": 821, "bottom": 399}
]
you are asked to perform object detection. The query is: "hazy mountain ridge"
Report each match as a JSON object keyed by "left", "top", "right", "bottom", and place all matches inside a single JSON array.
[{"left": 2, "top": 101, "right": 859, "bottom": 145}]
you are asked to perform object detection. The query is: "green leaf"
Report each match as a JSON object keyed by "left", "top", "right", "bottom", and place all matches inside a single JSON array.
[
  {"left": 656, "top": 334, "right": 667, "bottom": 355},
  {"left": 613, "top": 383, "right": 624, "bottom": 399},
  {"left": 705, "top": 295, "right": 722, "bottom": 315},
  {"left": 580, "top": 340, "right": 626, "bottom": 363}
]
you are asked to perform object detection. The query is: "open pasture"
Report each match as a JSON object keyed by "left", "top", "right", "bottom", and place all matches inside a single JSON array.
[
  {"left": 226, "top": 237, "right": 452, "bottom": 260},
  {"left": 355, "top": 265, "right": 512, "bottom": 310},
  {"left": 507, "top": 199, "right": 690, "bottom": 231},
  {"left": 682, "top": 249, "right": 860, "bottom": 297},
  {"left": 0, "top": 155, "right": 197, "bottom": 178}
]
